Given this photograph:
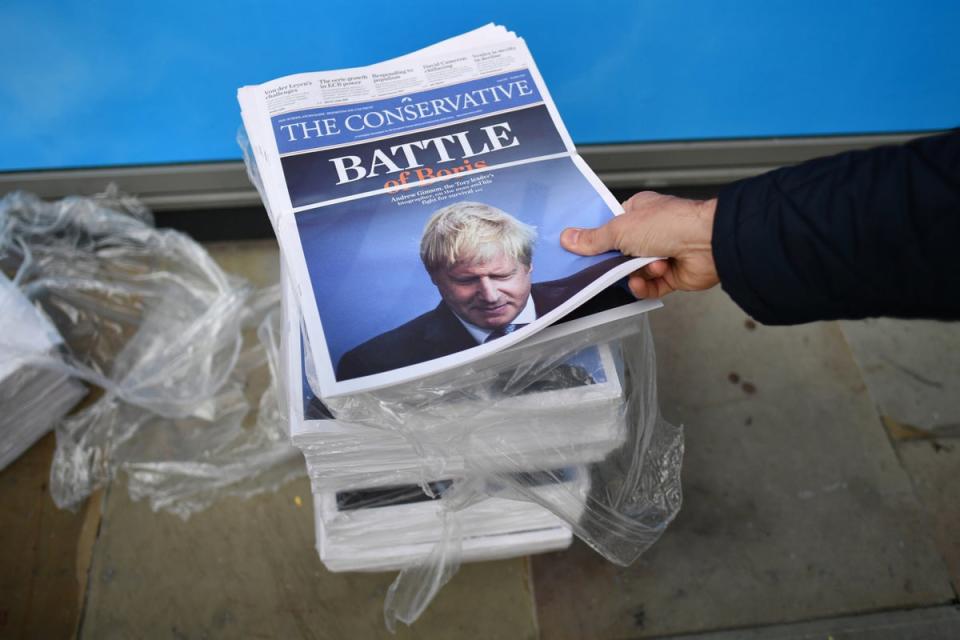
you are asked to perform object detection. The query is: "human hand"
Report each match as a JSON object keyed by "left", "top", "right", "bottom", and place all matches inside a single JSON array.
[{"left": 560, "top": 191, "right": 720, "bottom": 298}]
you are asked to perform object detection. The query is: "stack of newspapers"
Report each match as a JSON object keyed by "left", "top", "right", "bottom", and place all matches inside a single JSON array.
[
  {"left": 240, "top": 25, "right": 660, "bottom": 572},
  {"left": 0, "top": 272, "right": 86, "bottom": 470}
]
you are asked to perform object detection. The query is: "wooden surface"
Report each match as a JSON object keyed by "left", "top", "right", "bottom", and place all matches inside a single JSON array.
[
  {"left": 80, "top": 476, "right": 538, "bottom": 640},
  {"left": 0, "top": 434, "right": 100, "bottom": 640}
]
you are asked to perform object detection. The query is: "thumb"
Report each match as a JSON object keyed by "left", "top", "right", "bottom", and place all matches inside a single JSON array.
[{"left": 560, "top": 223, "right": 617, "bottom": 256}]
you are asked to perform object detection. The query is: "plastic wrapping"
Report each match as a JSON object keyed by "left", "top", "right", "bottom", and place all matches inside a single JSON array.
[
  {"left": 294, "top": 341, "right": 626, "bottom": 491},
  {"left": 280, "top": 267, "right": 684, "bottom": 630},
  {"left": 0, "top": 191, "right": 302, "bottom": 517},
  {"left": 316, "top": 468, "right": 581, "bottom": 572}
]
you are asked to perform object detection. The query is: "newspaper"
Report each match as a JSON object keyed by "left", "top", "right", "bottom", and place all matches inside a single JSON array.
[
  {"left": 282, "top": 271, "right": 661, "bottom": 490},
  {"left": 1, "top": 272, "right": 87, "bottom": 470},
  {"left": 239, "top": 24, "right": 657, "bottom": 398}
]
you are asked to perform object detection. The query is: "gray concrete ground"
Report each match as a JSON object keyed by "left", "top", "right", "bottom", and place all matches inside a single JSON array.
[
  {"left": 533, "top": 289, "right": 959, "bottom": 638},
  {"left": 840, "top": 318, "right": 960, "bottom": 434},
  {"left": 2, "top": 240, "right": 957, "bottom": 639},
  {"left": 840, "top": 317, "right": 960, "bottom": 612}
]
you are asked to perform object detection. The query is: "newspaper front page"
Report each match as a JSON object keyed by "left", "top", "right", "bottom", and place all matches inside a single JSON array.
[{"left": 239, "top": 25, "right": 657, "bottom": 398}]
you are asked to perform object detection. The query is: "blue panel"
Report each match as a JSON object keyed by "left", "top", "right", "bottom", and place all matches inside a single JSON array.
[{"left": 1, "top": 0, "right": 958, "bottom": 171}]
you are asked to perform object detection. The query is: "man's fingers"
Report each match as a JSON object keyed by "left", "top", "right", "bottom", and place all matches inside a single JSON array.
[
  {"left": 628, "top": 271, "right": 675, "bottom": 299},
  {"left": 560, "top": 222, "right": 617, "bottom": 256},
  {"left": 627, "top": 274, "right": 650, "bottom": 299},
  {"left": 640, "top": 259, "right": 669, "bottom": 279}
]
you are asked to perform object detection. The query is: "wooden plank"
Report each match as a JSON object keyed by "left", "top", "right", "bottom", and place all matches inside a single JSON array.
[
  {"left": 81, "top": 476, "right": 538, "bottom": 639},
  {"left": 0, "top": 433, "right": 102, "bottom": 640}
]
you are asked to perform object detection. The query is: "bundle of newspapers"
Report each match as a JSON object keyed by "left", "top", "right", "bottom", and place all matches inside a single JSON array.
[
  {"left": 0, "top": 272, "right": 86, "bottom": 471},
  {"left": 239, "top": 24, "right": 682, "bottom": 622}
]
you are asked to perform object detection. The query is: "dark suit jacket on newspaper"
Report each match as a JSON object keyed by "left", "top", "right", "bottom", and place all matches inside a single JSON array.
[{"left": 336, "top": 256, "right": 633, "bottom": 381}]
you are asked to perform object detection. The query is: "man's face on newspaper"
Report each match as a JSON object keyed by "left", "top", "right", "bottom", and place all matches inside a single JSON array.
[{"left": 431, "top": 250, "right": 532, "bottom": 330}]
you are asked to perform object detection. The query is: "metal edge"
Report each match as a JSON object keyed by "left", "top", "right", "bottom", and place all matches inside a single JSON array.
[{"left": 0, "top": 132, "right": 936, "bottom": 211}]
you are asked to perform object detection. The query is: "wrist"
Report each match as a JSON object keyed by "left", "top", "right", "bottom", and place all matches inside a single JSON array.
[
  {"left": 693, "top": 197, "right": 717, "bottom": 249},
  {"left": 691, "top": 197, "right": 720, "bottom": 289}
]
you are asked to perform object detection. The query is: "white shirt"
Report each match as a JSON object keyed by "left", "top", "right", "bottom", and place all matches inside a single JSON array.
[{"left": 455, "top": 294, "right": 537, "bottom": 344}]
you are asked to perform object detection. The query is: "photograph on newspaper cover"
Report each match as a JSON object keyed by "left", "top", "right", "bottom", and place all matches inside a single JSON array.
[
  {"left": 292, "top": 156, "right": 638, "bottom": 392},
  {"left": 288, "top": 306, "right": 625, "bottom": 432}
]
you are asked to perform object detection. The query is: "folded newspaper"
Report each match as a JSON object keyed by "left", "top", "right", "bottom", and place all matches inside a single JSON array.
[
  {"left": 316, "top": 467, "right": 585, "bottom": 573},
  {"left": 239, "top": 24, "right": 658, "bottom": 399}
]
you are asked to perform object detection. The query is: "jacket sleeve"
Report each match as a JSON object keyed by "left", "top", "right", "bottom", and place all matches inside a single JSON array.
[{"left": 712, "top": 130, "right": 960, "bottom": 324}]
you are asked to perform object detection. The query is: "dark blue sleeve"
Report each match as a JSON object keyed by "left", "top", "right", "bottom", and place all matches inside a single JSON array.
[{"left": 712, "top": 130, "right": 960, "bottom": 324}]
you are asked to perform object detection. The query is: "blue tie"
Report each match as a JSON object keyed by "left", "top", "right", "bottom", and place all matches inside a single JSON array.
[{"left": 484, "top": 323, "right": 528, "bottom": 344}]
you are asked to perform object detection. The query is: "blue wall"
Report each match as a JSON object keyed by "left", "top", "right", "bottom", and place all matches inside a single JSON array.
[{"left": 1, "top": 0, "right": 958, "bottom": 171}]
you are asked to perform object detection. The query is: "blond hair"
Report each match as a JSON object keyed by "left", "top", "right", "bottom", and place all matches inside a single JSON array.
[{"left": 419, "top": 201, "right": 537, "bottom": 273}]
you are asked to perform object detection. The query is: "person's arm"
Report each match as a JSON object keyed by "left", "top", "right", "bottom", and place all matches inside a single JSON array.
[
  {"left": 715, "top": 130, "right": 960, "bottom": 323},
  {"left": 562, "top": 130, "right": 960, "bottom": 324}
]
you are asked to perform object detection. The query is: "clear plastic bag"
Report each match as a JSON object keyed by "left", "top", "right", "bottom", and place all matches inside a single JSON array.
[
  {"left": 0, "top": 190, "right": 302, "bottom": 517},
  {"left": 281, "top": 270, "right": 684, "bottom": 631}
]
